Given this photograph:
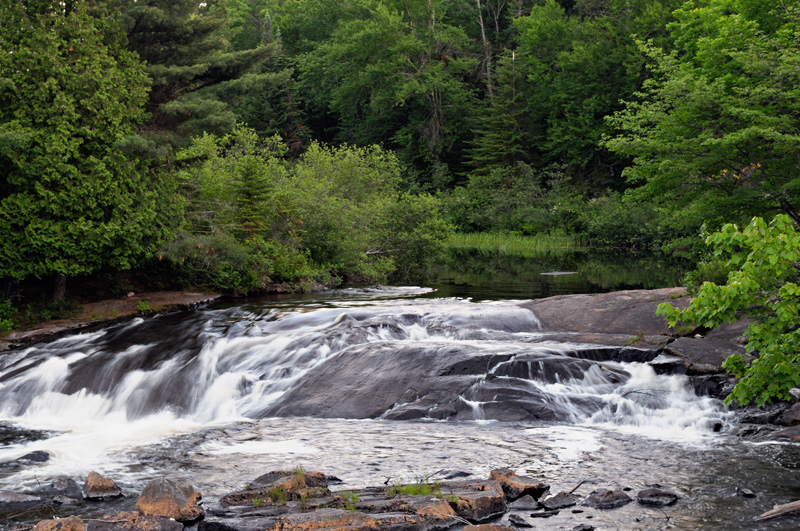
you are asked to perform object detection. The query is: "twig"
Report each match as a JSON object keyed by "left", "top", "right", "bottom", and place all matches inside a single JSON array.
[{"left": 569, "top": 481, "right": 585, "bottom": 494}]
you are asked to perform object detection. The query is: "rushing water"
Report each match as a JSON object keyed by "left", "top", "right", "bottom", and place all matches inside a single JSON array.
[{"left": 0, "top": 286, "right": 799, "bottom": 529}]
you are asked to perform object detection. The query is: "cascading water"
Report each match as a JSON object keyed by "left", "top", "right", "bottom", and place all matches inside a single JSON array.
[{"left": 0, "top": 287, "right": 797, "bottom": 530}]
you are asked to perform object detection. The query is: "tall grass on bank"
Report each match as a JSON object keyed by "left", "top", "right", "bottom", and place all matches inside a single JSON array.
[{"left": 445, "top": 232, "right": 584, "bottom": 257}]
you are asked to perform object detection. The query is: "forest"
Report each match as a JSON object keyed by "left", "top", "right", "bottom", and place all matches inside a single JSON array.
[{"left": 1, "top": 0, "right": 799, "bottom": 389}]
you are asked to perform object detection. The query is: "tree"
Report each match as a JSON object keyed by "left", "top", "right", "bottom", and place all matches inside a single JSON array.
[
  {"left": 605, "top": 0, "right": 800, "bottom": 224},
  {"left": 0, "top": 1, "right": 175, "bottom": 298},
  {"left": 657, "top": 215, "right": 800, "bottom": 406},
  {"left": 111, "top": 0, "right": 281, "bottom": 145}
]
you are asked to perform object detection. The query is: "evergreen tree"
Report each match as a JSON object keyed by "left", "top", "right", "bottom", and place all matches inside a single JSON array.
[
  {"left": 0, "top": 0, "right": 176, "bottom": 298},
  {"left": 111, "top": 0, "right": 280, "bottom": 145}
]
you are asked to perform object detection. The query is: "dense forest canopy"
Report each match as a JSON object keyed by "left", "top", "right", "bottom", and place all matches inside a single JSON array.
[{"left": 0, "top": 0, "right": 797, "bottom": 290}]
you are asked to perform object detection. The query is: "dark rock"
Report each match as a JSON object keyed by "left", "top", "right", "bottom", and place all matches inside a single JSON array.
[
  {"left": 648, "top": 354, "right": 687, "bottom": 375},
  {"left": 572, "top": 525, "right": 595, "bottom": 531},
  {"left": 252, "top": 470, "right": 328, "bottom": 489},
  {"left": 540, "top": 491, "right": 577, "bottom": 510},
  {"left": 520, "top": 288, "right": 690, "bottom": 336},
  {"left": 637, "top": 488, "right": 679, "bottom": 506},
  {"left": 489, "top": 469, "right": 549, "bottom": 501},
  {"left": 507, "top": 514, "right": 532, "bottom": 527},
  {"left": 48, "top": 476, "right": 83, "bottom": 499},
  {"left": 688, "top": 375, "right": 731, "bottom": 398},
  {"left": 463, "top": 526, "right": 516, "bottom": 531},
  {"left": 773, "top": 425, "right": 800, "bottom": 439},
  {"left": 52, "top": 495, "right": 80, "bottom": 505},
  {"left": 776, "top": 403, "right": 800, "bottom": 426},
  {"left": 32, "top": 516, "right": 84, "bottom": 531},
  {"left": 529, "top": 510, "right": 559, "bottom": 518},
  {"left": 508, "top": 495, "right": 539, "bottom": 510},
  {"left": 136, "top": 478, "right": 203, "bottom": 523},
  {"left": 443, "top": 481, "right": 507, "bottom": 522},
  {"left": 664, "top": 337, "right": 750, "bottom": 375},
  {"left": 17, "top": 451, "right": 50, "bottom": 463},
  {"left": 82, "top": 471, "right": 122, "bottom": 500},
  {"left": 715, "top": 486, "right": 755, "bottom": 498},
  {"left": 0, "top": 490, "right": 43, "bottom": 508},
  {"left": 85, "top": 511, "right": 182, "bottom": 531},
  {"left": 581, "top": 489, "right": 632, "bottom": 509},
  {"left": 739, "top": 403, "right": 789, "bottom": 425}
]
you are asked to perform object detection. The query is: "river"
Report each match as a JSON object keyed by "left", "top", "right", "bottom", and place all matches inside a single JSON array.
[{"left": 0, "top": 255, "right": 798, "bottom": 529}]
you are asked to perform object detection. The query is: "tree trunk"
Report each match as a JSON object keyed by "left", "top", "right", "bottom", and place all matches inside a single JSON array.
[
  {"left": 476, "top": 0, "right": 494, "bottom": 96},
  {"left": 53, "top": 274, "right": 66, "bottom": 302}
]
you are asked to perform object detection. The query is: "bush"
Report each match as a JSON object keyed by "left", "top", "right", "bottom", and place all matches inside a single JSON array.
[{"left": 658, "top": 214, "right": 800, "bottom": 406}]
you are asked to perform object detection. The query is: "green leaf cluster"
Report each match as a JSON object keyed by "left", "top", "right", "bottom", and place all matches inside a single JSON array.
[{"left": 657, "top": 214, "right": 800, "bottom": 406}]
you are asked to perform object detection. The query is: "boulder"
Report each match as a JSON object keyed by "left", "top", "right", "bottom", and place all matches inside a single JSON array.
[
  {"left": 32, "top": 516, "right": 85, "bottom": 531},
  {"left": 488, "top": 469, "right": 549, "bottom": 501},
  {"left": 136, "top": 478, "right": 203, "bottom": 523},
  {"left": 581, "top": 489, "right": 632, "bottom": 509},
  {"left": 85, "top": 512, "right": 182, "bottom": 531},
  {"left": 776, "top": 403, "right": 800, "bottom": 426},
  {"left": 637, "top": 488, "right": 679, "bottom": 507},
  {"left": 220, "top": 469, "right": 330, "bottom": 508},
  {"left": 82, "top": 471, "right": 122, "bottom": 500},
  {"left": 773, "top": 425, "right": 800, "bottom": 440},
  {"left": 519, "top": 288, "right": 690, "bottom": 336},
  {"left": 507, "top": 514, "right": 532, "bottom": 527},
  {"left": 508, "top": 495, "right": 538, "bottom": 510},
  {"left": 663, "top": 337, "right": 750, "bottom": 374},
  {"left": 539, "top": 491, "right": 577, "bottom": 510},
  {"left": 16, "top": 451, "right": 51, "bottom": 463},
  {"left": 48, "top": 476, "right": 83, "bottom": 499},
  {"left": 272, "top": 508, "right": 376, "bottom": 530},
  {"left": 443, "top": 481, "right": 506, "bottom": 522}
]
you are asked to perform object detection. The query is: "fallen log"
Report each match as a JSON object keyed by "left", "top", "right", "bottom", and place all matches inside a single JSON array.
[{"left": 755, "top": 500, "right": 800, "bottom": 521}]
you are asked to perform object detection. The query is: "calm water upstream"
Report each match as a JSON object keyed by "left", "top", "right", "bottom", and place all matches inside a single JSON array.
[{"left": 0, "top": 252, "right": 798, "bottom": 530}]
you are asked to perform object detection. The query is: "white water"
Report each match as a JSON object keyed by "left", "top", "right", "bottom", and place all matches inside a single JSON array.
[{"left": 0, "top": 288, "right": 732, "bottom": 492}]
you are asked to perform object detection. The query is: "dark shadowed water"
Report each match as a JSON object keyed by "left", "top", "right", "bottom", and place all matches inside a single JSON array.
[{"left": 0, "top": 253, "right": 798, "bottom": 530}]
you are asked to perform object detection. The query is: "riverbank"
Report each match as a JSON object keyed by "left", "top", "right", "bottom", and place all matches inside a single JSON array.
[{"left": 0, "top": 291, "right": 221, "bottom": 353}]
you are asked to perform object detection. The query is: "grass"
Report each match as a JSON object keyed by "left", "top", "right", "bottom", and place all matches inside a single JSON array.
[
  {"left": 388, "top": 477, "right": 444, "bottom": 498},
  {"left": 445, "top": 232, "right": 584, "bottom": 258}
]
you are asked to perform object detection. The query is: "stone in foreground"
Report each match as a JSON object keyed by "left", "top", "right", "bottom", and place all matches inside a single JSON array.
[
  {"left": 581, "top": 489, "right": 632, "bottom": 509},
  {"left": 636, "top": 488, "right": 679, "bottom": 507},
  {"left": 82, "top": 471, "right": 122, "bottom": 500},
  {"left": 489, "top": 469, "right": 549, "bottom": 501},
  {"left": 136, "top": 478, "right": 204, "bottom": 523},
  {"left": 32, "top": 516, "right": 85, "bottom": 531}
]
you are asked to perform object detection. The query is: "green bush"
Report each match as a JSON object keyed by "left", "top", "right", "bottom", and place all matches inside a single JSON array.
[{"left": 0, "top": 298, "right": 16, "bottom": 332}]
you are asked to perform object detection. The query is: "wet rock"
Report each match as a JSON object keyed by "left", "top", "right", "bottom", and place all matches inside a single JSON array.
[
  {"left": 82, "top": 471, "right": 122, "bottom": 500},
  {"left": 16, "top": 451, "right": 50, "bottom": 463},
  {"left": 508, "top": 495, "right": 538, "bottom": 510},
  {"left": 539, "top": 491, "right": 577, "bottom": 510},
  {"left": 52, "top": 495, "right": 80, "bottom": 506},
  {"left": 572, "top": 525, "right": 595, "bottom": 531},
  {"left": 739, "top": 403, "right": 788, "bottom": 425},
  {"left": 529, "top": 509, "right": 559, "bottom": 517},
  {"left": 136, "top": 478, "right": 203, "bottom": 523},
  {"left": 444, "top": 481, "right": 507, "bottom": 522},
  {"left": 688, "top": 374, "right": 731, "bottom": 398},
  {"left": 581, "top": 489, "right": 632, "bottom": 509},
  {"left": 773, "top": 425, "right": 800, "bottom": 440},
  {"left": 0, "top": 490, "right": 43, "bottom": 508},
  {"left": 776, "top": 403, "right": 800, "bottom": 426},
  {"left": 664, "top": 337, "right": 749, "bottom": 375},
  {"left": 715, "top": 486, "right": 755, "bottom": 498},
  {"left": 489, "top": 469, "right": 549, "bottom": 501},
  {"left": 85, "top": 511, "right": 182, "bottom": 531},
  {"left": 463, "top": 526, "right": 515, "bottom": 531},
  {"left": 253, "top": 470, "right": 328, "bottom": 489},
  {"left": 32, "top": 516, "right": 84, "bottom": 531},
  {"left": 48, "top": 476, "right": 83, "bottom": 499},
  {"left": 648, "top": 354, "right": 687, "bottom": 375},
  {"left": 637, "top": 488, "right": 679, "bottom": 507},
  {"left": 507, "top": 514, "right": 532, "bottom": 527}
]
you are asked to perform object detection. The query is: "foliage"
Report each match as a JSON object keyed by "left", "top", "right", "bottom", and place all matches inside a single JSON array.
[
  {"left": 606, "top": 0, "right": 800, "bottom": 225},
  {"left": 0, "top": 1, "right": 176, "bottom": 294},
  {"left": 657, "top": 214, "right": 800, "bottom": 406},
  {"left": 167, "top": 125, "right": 451, "bottom": 292},
  {"left": 136, "top": 300, "right": 152, "bottom": 314},
  {"left": 388, "top": 477, "right": 444, "bottom": 497},
  {"left": 338, "top": 491, "right": 360, "bottom": 511},
  {"left": 0, "top": 298, "right": 15, "bottom": 332}
]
